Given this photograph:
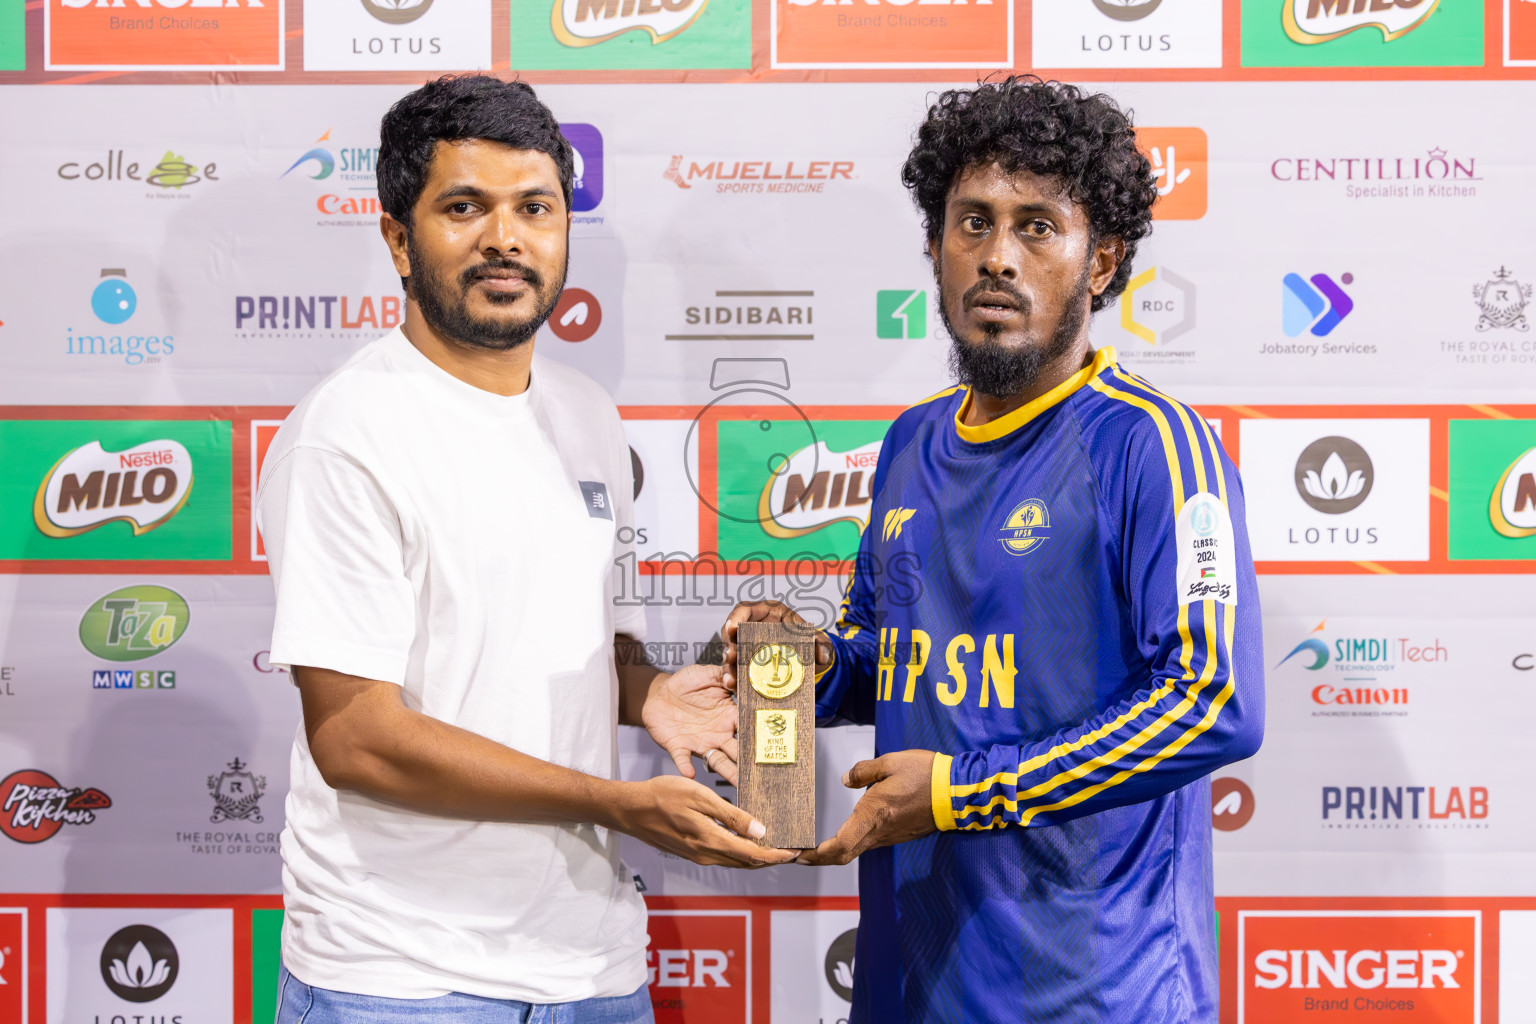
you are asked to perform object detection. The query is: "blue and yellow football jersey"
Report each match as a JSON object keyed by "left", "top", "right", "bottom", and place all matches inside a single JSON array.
[{"left": 816, "top": 347, "right": 1264, "bottom": 1023}]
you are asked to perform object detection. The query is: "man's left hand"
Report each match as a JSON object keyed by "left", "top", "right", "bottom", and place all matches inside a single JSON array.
[
  {"left": 797, "top": 749, "right": 938, "bottom": 865},
  {"left": 641, "top": 664, "right": 741, "bottom": 786}
]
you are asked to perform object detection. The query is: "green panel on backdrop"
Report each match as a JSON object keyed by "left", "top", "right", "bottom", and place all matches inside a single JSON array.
[
  {"left": 510, "top": 0, "right": 751, "bottom": 70},
  {"left": 1447, "top": 419, "right": 1536, "bottom": 560},
  {"left": 0, "top": 419, "right": 232, "bottom": 561},
  {"left": 1240, "top": 0, "right": 1483, "bottom": 67},
  {"left": 252, "top": 908, "right": 284, "bottom": 1023},
  {"left": 715, "top": 418, "right": 891, "bottom": 562},
  {"left": 0, "top": 0, "right": 21, "bottom": 71}
]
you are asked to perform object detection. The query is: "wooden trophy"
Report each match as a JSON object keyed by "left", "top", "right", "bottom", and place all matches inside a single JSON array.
[{"left": 736, "top": 620, "right": 817, "bottom": 849}]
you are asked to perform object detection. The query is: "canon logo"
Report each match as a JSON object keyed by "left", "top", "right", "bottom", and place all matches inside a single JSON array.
[
  {"left": 646, "top": 947, "right": 730, "bottom": 987},
  {"left": 1253, "top": 948, "right": 1461, "bottom": 990}
]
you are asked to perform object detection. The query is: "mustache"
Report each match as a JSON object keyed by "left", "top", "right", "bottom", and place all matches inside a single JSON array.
[
  {"left": 962, "top": 277, "right": 1030, "bottom": 314},
  {"left": 459, "top": 257, "right": 543, "bottom": 291}
]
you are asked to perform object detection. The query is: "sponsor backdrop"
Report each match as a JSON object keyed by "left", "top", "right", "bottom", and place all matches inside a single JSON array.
[{"left": 2, "top": 2, "right": 1536, "bottom": 1022}]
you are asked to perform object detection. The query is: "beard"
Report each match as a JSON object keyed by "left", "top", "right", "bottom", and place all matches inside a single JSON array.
[
  {"left": 406, "top": 234, "right": 566, "bottom": 352},
  {"left": 941, "top": 257, "right": 1092, "bottom": 399}
]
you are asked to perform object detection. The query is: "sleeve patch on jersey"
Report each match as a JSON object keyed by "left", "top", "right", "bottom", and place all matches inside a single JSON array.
[{"left": 1176, "top": 491, "right": 1237, "bottom": 605}]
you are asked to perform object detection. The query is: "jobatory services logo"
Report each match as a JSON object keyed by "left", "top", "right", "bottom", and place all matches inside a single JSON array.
[
  {"left": 1282, "top": 273, "right": 1354, "bottom": 339},
  {"left": 1270, "top": 147, "right": 1480, "bottom": 201},
  {"left": 876, "top": 289, "right": 926, "bottom": 340},
  {"left": 1273, "top": 618, "right": 1447, "bottom": 716},
  {"left": 1242, "top": 0, "right": 1482, "bottom": 66},
  {"left": 0, "top": 909, "right": 24, "bottom": 1021},
  {"left": 771, "top": 0, "right": 1013, "bottom": 69},
  {"left": 0, "top": 769, "right": 111, "bottom": 844},
  {"left": 1448, "top": 419, "right": 1536, "bottom": 559},
  {"left": 1135, "top": 127, "right": 1207, "bottom": 220},
  {"left": 304, "top": 0, "right": 490, "bottom": 71},
  {"left": 563, "top": 123, "right": 607, "bottom": 226},
  {"left": 513, "top": 0, "right": 749, "bottom": 70},
  {"left": 1321, "top": 784, "right": 1487, "bottom": 829},
  {"left": 1032, "top": 0, "right": 1222, "bottom": 68},
  {"left": 664, "top": 154, "right": 857, "bottom": 195},
  {"left": 100, "top": 924, "right": 178, "bottom": 1002},
  {"left": 646, "top": 910, "right": 748, "bottom": 1023},
  {"left": 0, "top": 419, "right": 232, "bottom": 563},
  {"left": 1212, "top": 777, "right": 1255, "bottom": 831},
  {"left": 67, "top": 269, "right": 175, "bottom": 367},
  {"left": 1472, "top": 266, "right": 1531, "bottom": 332},
  {"left": 1238, "top": 911, "right": 1479, "bottom": 1023},
  {"left": 46, "top": 0, "right": 283, "bottom": 70},
  {"left": 57, "top": 150, "right": 220, "bottom": 196},
  {"left": 1114, "top": 265, "right": 1196, "bottom": 363}
]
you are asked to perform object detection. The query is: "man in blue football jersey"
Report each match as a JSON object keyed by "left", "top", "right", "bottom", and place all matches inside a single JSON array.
[{"left": 720, "top": 78, "right": 1264, "bottom": 1022}]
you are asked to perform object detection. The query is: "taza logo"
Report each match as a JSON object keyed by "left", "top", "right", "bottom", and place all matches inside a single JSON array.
[
  {"left": 0, "top": 769, "right": 111, "bottom": 844},
  {"left": 100, "top": 924, "right": 178, "bottom": 1002},
  {"left": 34, "top": 439, "right": 193, "bottom": 538},
  {"left": 80, "top": 585, "right": 190, "bottom": 661},
  {"left": 1294, "top": 436, "right": 1372, "bottom": 513},
  {"left": 1284, "top": 0, "right": 1440, "bottom": 44},
  {"left": 553, "top": 0, "right": 711, "bottom": 46},
  {"left": 1472, "top": 266, "right": 1531, "bottom": 332}
]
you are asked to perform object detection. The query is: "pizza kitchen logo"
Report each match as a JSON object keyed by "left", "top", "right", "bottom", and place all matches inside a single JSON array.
[
  {"left": 0, "top": 769, "right": 112, "bottom": 844},
  {"left": 553, "top": 0, "right": 711, "bottom": 47},
  {"left": 34, "top": 439, "right": 193, "bottom": 539}
]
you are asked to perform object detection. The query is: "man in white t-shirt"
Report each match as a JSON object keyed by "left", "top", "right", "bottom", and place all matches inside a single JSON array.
[{"left": 257, "top": 76, "right": 792, "bottom": 1023}]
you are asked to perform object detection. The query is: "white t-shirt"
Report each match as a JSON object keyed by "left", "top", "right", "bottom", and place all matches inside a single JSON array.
[{"left": 256, "top": 329, "right": 649, "bottom": 1001}]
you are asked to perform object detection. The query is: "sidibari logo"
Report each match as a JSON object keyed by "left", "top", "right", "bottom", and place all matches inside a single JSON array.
[
  {"left": 1294, "top": 436, "right": 1372, "bottom": 513},
  {"left": 100, "top": 924, "right": 178, "bottom": 1003},
  {"left": 80, "top": 585, "right": 190, "bottom": 662},
  {"left": 0, "top": 769, "right": 111, "bottom": 844},
  {"left": 997, "top": 498, "right": 1051, "bottom": 557},
  {"left": 758, "top": 439, "right": 879, "bottom": 539},
  {"left": 1283, "top": 0, "right": 1440, "bottom": 45},
  {"left": 1490, "top": 446, "right": 1536, "bottom": 538},
  {"left": 553, "top": 0, "right": 711, "bottom": 47},
  {"left": 34, "top": 439, "right": 193, "bottom": 538}
]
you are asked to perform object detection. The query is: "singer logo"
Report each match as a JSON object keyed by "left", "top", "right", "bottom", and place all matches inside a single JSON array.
[
  {"left": 47, "top": 0, "right": 282, "bottom": 70},
  {"left": 646, "top": 910, "right": 748, "bottom": 1023},
  {"left": 772, "top": 0, "right": 1012, "bottom": 69},
  {"left": 1238, "top": 910, "right": 1479, "bottom": 1023},
  {"left": 34, "top": 440, "right": 193, "bottom": 539}
]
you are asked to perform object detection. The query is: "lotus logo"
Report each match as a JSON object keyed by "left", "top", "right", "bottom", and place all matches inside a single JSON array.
[
  {"left": 1294, "top": 436, "right": 1373, "bottom": 514},
  {"left": 553, "top": 0, "right": 710, "bottom": 47},
  {"left": 1491, "top": 446, "right": 1536, "bottom": 539},
  {"left": 100, "top": 925, "right": 178, "bottom": 1002},
  {"left": 34, "top": 439, "right": 193, "bottom": 539},
  {"left": 1091, "top": 0, "right": 1163, "bottom": 20},
  {"left": 80, "top": 585, "right": 190, "bottom": 662},
  {"left": 823, "top": 927, "right": 857, "bottom": 1003},
  {"left": 360, "top": 0, "right": 433, "bottom": 24},
  {"left": 1276, "top": 621, "right": 1330, "bottom": 670},
  {"left": 1284, "top": 0, "right": 1440, "bottom": 44}
]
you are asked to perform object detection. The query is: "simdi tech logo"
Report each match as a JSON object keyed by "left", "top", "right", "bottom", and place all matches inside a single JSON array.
[
  {"left": 1273, "top": 618, "right": 1446, "bottom": 715},
  {"left": 772, "top": 0, "right": 1013, "bottom": 69},
  {"left": 303, "top": 0, "right": 491, "bottom": 72},
  {"left": 511, "top": 0, "right": 750, "bottom": 70},
  {"left": 1448, "top": 419, "right": 1536, "bottom": 559},
  {"left": 1241, "top": 0, "right": 1482, "bottom": 66},
  {"left": 0, "top": 419, "right": 232, "bottom": 562},
  {"left": 1237, "top": 911, "right": 1478, "bottom": 1023},
  {"left": 46, "top": 0, "right": 283, "bottom": 71}
]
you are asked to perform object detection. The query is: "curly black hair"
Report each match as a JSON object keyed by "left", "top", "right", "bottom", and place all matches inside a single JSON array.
[
  {"left": 901, "top": 76, "right": 1157, "bottom": 313},
  {"left": 378, "top": 75, "right": 574, "bottom": 227}
]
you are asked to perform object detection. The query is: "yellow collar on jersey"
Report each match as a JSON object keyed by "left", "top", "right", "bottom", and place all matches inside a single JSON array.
[{"left": 953, "top": 346, "right": 1117, "bottom": 444}]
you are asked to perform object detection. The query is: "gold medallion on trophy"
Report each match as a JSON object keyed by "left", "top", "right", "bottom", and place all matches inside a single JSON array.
[{"left": 748, "top": 642, "right": 805, "bottom": 700}]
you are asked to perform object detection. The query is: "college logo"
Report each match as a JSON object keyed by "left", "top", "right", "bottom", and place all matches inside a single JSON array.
[
  {"left": 46, "top": 0, "right": 283, "bottom": 71},
  {"left": 1136, "top": 128, "right": 1207, "bottom": 220},
  {"left": 1033, "top": 0, "right": 1221, "bottom": 68},
  {"left": 513, "top": 0, "right": 748, "bottom": 70},
  {"left": 35, "top": 439, "right": 193, "bottom": 538},
  {"left": 1118, "top": 266, "right": 1195, "bottom": 347},
  {"left": 1472, "top": 266, "right": 1531, "bottom": 331},
  {"left": 876, "top": 289, "right": 926, "bottom": 340},
  {"left": 1282, "top": 273, "right": 1354, "bottom": 338},
  {"left": 208, "top": 758, "right": 266, "bottom": 824},
  {"left": 772, "top": 0, "right": 1013, "bottom": 70},
  {"left": 0, "top": 769, "right": 111, "bottom": 844},
  {"left": 1448, "top": 420, "right": 1536, "bottom": 559},
  {"left": 1283, "top": 0, "right": 1439, "bottom": 45},
  {"left": 1294, "top": 436, "right": 1372, "bottom": 513},
  {"left": 80, "top": 585, "right": 190, "bottom": 662},
  {"left": 1242, "top": 0, "right": 1482, "bottom": 67},
  {"left": 1238, "top": 911, "right": 1479, "bottom": 1022},
  {"left": 998, "top": 499, "right": 1051, "bottom": 557},
  {"left": 58, "top": 151, "right": 219, "bottom": 191},
  {"left": 1212, "top": 777, "right": 1254, "bottom": 831},
  {"left": 100, "top": 924, "right": 178, "bottom": 1002},
  {"left": 823, "top": 927, "right": 856, "bottom": 1002},
  {"left": 646, "top": 911, "right": 748, "bottom": 1023}
]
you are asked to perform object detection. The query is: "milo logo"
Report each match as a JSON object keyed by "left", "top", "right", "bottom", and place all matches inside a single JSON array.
[
  {"left": 80, "top": 586, "right": 190, "bottom": 662},
  {"left": 34, "top": 439, "right": 193, "bottom": 538}
]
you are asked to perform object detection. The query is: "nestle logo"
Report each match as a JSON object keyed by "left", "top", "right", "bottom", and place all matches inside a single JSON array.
[{"left": 119, "top": 449, "right": 175, "bottom": 469}]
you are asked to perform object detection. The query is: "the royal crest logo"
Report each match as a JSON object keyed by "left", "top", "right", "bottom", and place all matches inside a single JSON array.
[
  {"left": 1490, "top": 446, "right": 1536, "bottom": 539},
  {"left": 1473, "top": 266, "right": 1532, "bottom": 332},
  {"left": 0, "top": 769, "right": 111, "bottom": 844},
  {"left": 34, "top": 439, "right": 193, "bottom": 538},
  {"left": 207, "top": 758, "right": 267, "bottom": 824},
  {"left": 998, "top": 498, "right": 1052, "bottom": 556},
  {"left": 1283, "top": 0, "right": 1440, "bottom": 44},
  {"left": 552, "top": 0, "right": 710, "bottom": 46}
]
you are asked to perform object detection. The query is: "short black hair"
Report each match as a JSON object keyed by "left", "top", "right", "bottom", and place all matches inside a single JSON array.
[
  {"left": 377, "top": 75, "right": 574, "bottom": 226},
  {"left": 901, "top": 76, "right": 1157, "bottom": 313}
]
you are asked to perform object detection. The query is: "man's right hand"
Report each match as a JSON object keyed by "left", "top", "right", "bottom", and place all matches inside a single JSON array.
[
  {"left": 719, "top": 600, "right": 833, "bottom": 691},
  {"left": 610, "top": 775, "right": 797, "bottom": 868}
]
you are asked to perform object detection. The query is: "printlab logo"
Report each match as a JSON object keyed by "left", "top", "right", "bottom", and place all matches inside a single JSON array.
[
  {"left": 1118, "top": 265, "right": 1195, "bottom": 351},
  {"left": 1473, "top": 267, "right": 1531, "bottom": 332},
  {"left": 67, "top": 268, "right": 175, "bottom": 367},
  {"left": 1136, "top": 128, "right": 1207, "bottom": 219},
  {"left": 208, "top": 758, "right": 266, "bottom": 823},
  {"left": 1283, "top": 0, "right": 1440, "bottom": 45},
  {"left": 1322, "top": 784, "right": 1487, "bottom": 828},
  {"left": 1211, "top": 777, "right": 1254, "bottom": 831},
  {"left": 876, "top": 290, "right": 926, "bottom": 340},
  {"left": 35, "top": 438, "right": 194, "bottom": 539},
  {"left": 1282, "top": 272, "right": 1353, "bottom": 337},
  {"left": 1294, "top": 436, "right": 1373, "bottom": 513},
  {"left": 235, "top": 293, "right": 403, "bottom": 339},
  {"left": 998, "top": 499, "right": 1052, "bottom": 556},
  {"left": 824, "top": 927, "right": 856, "bottom": 1003},
  {"left": 0, "top": 769, "right": 111, "bottom": 844},
  {"left": 100, "top": 924, "right": 178, "bottom": 1002}
]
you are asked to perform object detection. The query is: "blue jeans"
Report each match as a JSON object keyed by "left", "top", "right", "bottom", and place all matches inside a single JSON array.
[{"left": 276, "top": 966, "right": 655, "bottom": 1024}]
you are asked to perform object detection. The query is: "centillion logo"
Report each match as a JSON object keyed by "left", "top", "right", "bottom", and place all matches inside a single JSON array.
[
  {"left": 1490, "top": 446, "right": 1536, "bottom": 538},
  {"left": 552, "top": 0, "right": 710, "bottom": 47}
]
